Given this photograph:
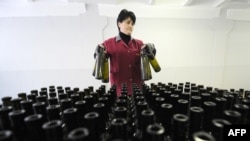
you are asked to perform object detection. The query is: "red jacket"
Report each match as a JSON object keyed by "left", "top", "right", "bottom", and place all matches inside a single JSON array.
[{"left": 103, "top": 35, "right": 144, "bottom": 96}]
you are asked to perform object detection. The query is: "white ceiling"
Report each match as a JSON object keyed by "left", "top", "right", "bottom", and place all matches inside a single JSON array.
[{"left": 0, "top": 0, "right": 250, "bottom": 20}]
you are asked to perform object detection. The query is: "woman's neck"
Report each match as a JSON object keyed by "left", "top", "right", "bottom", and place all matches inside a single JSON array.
[{"left": 119, "top": 32, "right": 131, "bottom": 45}]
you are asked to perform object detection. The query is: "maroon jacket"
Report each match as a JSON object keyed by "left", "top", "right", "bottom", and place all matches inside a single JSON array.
[{"left": 102, "top": 35, "right": 144, "bottom": 96}]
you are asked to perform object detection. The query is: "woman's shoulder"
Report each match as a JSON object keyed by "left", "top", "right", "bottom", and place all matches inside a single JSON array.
[{"left": 103, "top": 36, "right": 116, "bottom": 43}]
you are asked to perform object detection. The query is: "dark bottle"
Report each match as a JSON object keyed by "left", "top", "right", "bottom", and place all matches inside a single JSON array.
[
  {"left": 202, "top": 101, "right": 216, "bottom": 132},
  {"left": 10, "top": 98, "right": 22, "bottom": 111},
  {"left": 71, "top": 94, "right": 80, "bottom": 107},
  {"left": 214, "top": 97, "right": 227, "bottom": 118},
  {"left": 48, "top": 97, "right": 59, "bottom": 106},
  {"left": 0, "top": 106, "right": 13, "bottom": 130},
  {"left": 36, "top": 95, "right": 48, "bottom": 106},
  {"left": 144, "top": 43, "right": 161, "bottom": 72},
  {"left": 0, "top": 130, "right": 13, "bottom": 141},
  {"left": 102, "top": 56, "right": 109, "bottom": 83},
  {"left": 63, "top": 108, "right": 78, "bottom": 133},
  {"left": 74, "top": 100, "right": 87, "bottom": 127},
  {"left": 223, "top": 109, "right": 242, "bottom": 124},
  {"left": 84, "top": 95, "right": 94, "bottom": 113},
  {"left": 1, "top": 97, "right": 12, "bottom": 107},
  {"left": 93, "top": 103, "right": 108, "bottom": 134},
  {"left": 191, "top": 131, "right": 216, "bottom": 141},
  {"left": 84, "top": 112, "right": 100, "bottom": 141},
  {"left": 190, "top": 96, "right": 202, "bottom": 107},
  {"left": 144, "top": 123, "right": 166, "bottom": 141},
  {"left": 17, "top": 92, "right": 27, "bottom": 101},
  {"left": 30, "top": 89, "right": 39, "bottom": 96},
  {"left": 140, "top": 48, "right": 152, "bottom": 81},
  {"left": 232, "top": 103, "right": 249, "bottom": 124},
  {"left": 58, "top": 93, "right": 67, "bottom": 101},
  {"left": 171, "top": 113, "right": 189, "bottom": 141},
  {"left": 93, "top": 45, "right": 105, "bottom": 80},
  {"left": 136, "top": 109, "right": 155, "bottom": 141},
  {"left": 20, "top": 100, "right": 34, "bottom": 117},
  {"left": 158, "top": 103, "right": 173, "bottom": 136},
  {"left": 8, "top": 109, "right": 27, "bottom": 141},
  {"left": 49, "top": 92, "right": 57, "bottom": 98},
  {"left": 222, "top": 93, "right": 235, "bottom": 109},
  {"left": 109, "top": 118, "right": 128, "bottom": 141},
  {"left": 46, "top": 105, "right": 61, "bottom": 121},
  {"left": 154, "top": 97, "right": 165, "bottom": 121},
  {"left": 60, "top": 98, "right": 72, "bottom": 112},
  {"left": 210, "top": 119, "right": 231, "bottom": 141},
  {"left": 42, "top": 120, "right": 64, "bottom": 141},
  {"left": 24, "top": 114, "right": 45, "bottom": 141},
  {"left": 27, "top": 94, "right": 37, "bottom": 103},
  {"left": 67, "top": 127, "right": 90, "bottom": 141},
  {"left": 176, "top": 99, "right": 189, "bottom": 115},
  {"left": 33, "top": 102, "right": 47, "bottom": 123},
  {"left": 189, "top": 106, "right": 204, "bottom": 138}
]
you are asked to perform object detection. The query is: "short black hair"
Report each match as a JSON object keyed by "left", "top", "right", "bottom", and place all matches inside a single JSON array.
[{"left": 117, "top": 9, "right": 136, "bottom": 31}]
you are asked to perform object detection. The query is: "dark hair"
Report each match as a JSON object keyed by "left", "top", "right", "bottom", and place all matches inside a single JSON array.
[{"left": 117, "top": 9, "right": 136, "bottom": 31}]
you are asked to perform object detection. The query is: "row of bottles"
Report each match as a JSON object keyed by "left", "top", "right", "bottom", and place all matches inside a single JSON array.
[{"left": 0, "top": 82, "right": 250, "bottom": 141}]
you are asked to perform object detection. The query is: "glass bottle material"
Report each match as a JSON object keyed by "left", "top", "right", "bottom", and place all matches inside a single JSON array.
[
  {"left": 0, "top": 130, "right": 13, "bottom": 141},
  {"left": 144, "top": 123, "right": 166, "bottom": 141},
  {"left": 84, "top": 112, "right": 100, "bottom": 141},
  {"left": 109, "top": 118, "right": 128, "bottom": 141},
  {"left": 0, "top": 106, "right": 13, "bottom": 130},
  {"left": 140, "top": 49, "right": 152, "bottom": 81},
  {"left": 8, "top": 109, "right": 26, "bottom": 141},
  {"left": 171, "top": 113, "right": 189, "bottom": 141},
  {"left": 67, "top": 127, "right": 90, "bottom": 141},
  {"left": 1, "top": 97, "right": 12, "bottom": 107},
  {"left": 46, "top": 105, "right": 61, "bottom": 121},
  {"left": 63, "top": 108, "right": 78, "bottom": 133},
  {"left": 210, "top": 119, "right": 231, "bottom": 141},
  {"left": 144, "top": 43, "right": 161, "bottom": 72},
  {"left": 102, "top": 57, "right": 109, "bottom": 83},
  {"left": 191, "top": 131, "right": 216, "bottom": 141},
  {"left": 42, "top": 120, "right": 64, "bottom": 141},
  {"left": 24, "top": 114, "right": 45, "bottom": 141}
]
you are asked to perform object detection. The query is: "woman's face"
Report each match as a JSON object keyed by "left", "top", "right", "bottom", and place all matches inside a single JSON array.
[{"left": 118, "top": 17, "right": 134, "bottom": 35}]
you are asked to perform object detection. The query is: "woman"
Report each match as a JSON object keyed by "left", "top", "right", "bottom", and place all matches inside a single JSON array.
[{"left": 98, "top": 9, "right": 146, "bottom": 96}]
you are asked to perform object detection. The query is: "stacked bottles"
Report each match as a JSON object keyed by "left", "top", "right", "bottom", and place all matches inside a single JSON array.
[{"left": 0, "top": 82, "right": 249, "bottom": 141}]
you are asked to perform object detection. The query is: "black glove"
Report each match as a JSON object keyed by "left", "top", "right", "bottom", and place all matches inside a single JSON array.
[{"left": 145, "top": 43, "right": 156, "bottom": 58}]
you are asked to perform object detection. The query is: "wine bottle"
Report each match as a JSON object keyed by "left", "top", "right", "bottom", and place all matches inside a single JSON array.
[
  {"left": 191, "top": 131, "right": 216, "bottom": 141},
  {"left": 67, "top": 127, "right": 90, "bottom": 141},
  {"left": 0, "top": 106, "right": 13, "bottom": 130},
  {"left": 20, "top": 100, "right": 34, "bottom": 117},
  {"left": 102, "top": 56, "right": 109, "bottom": 83},
  {"left": 32, "top": 102, "right": 47, "bottom": 123},
  {"left": 144, "top": 43, "right": 161, "bottom": 72},
  {"left": 109, "top": 118, "right": 128, "bottom": 141},
  {"left": 210, "top": 119, "right": 231, "bottom": 141},
  {"left": 0, "top": 130, "right": 13, "bottom": 141},
  {"left": 46, "top": 105, "right": 61, "bottom": 121},
  {"left": 140, "top": 48, "right": 152, "bottom": 81},
  {"left": 8, "top": 109, "right": 27, "bottom": 141},
  {"left": 1, "top": 97, "right": 12, "bottom": 107},
  {"left": 24, "top": 114, "right": 45, "bottom": 141},
  {"left": 189, "top": 106, "right": 204, "bottom": 138},
  {"left": 171, "top": 113, "right": 189, "bottom": 141},
  {"left": 62, "top": 108, "right": 78, "bottom": 133},
  {"left": 84, "top": 112, "right": 100, "bottom": 141},
  {"left": 144, "top": 123, "right": 166, "bottom": 141},
  {"left": 42, "top": 120, "right": 64, "bottom": 141}
]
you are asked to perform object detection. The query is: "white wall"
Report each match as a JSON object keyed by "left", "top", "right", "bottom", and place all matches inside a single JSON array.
[{"left": 1, "top": 5, "right": 250, "bottom": 99}]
